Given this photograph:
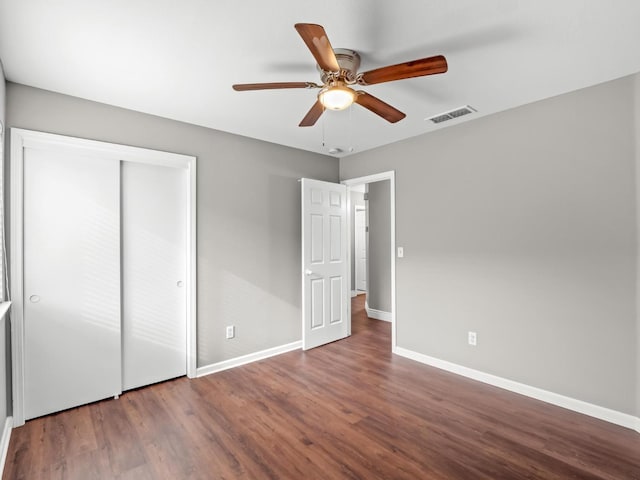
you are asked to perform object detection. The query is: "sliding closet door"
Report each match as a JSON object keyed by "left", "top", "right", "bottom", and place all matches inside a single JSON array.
[
  {"left": 23, "top": 148, "right": 121, "bottom": 420},
  {"left": 121, "top": 161, "right": 187, "bottom": 391}
]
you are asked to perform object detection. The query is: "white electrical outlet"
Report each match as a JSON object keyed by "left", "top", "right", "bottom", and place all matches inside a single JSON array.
[
  {"left": 468, "top": 331, "right": 477, "bottom": 346},
  {"left": 226, "top": 325, "right": 235, "bottom": 339}
]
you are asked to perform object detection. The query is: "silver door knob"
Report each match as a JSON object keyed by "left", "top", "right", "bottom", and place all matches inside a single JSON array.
[
  {"left": 29, "top": 295, "right": 41, "bottom": 303},
  {"left": 305, "top": 269, "right": 314, "bottom": 276},
  {"left": 177, "top": 281, "right": 184, "bottom": 288}
]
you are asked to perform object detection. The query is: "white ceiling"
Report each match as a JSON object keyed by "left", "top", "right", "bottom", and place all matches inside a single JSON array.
[{"left": 1, "top": 1, "right": 639, "bottom": 157}]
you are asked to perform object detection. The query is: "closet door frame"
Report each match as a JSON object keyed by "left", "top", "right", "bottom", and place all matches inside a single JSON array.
[{"left": 10, "top": 128, "right": 198, "bottom": 427}]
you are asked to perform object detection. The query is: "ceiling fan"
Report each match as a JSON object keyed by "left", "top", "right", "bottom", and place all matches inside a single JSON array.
[{"left": 232, "top": 23, "right": 448, "bottom": 127}]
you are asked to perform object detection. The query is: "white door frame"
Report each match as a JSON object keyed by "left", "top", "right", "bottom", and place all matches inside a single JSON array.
[
  {"left": 342, "top": 171, "right": 396, "bottom": 349},
  {"left": 354, "top": 205, "right": 367, "bottom": 294},
  {"left": 10, "top": 128, "right": 198, "bottom": 426}
]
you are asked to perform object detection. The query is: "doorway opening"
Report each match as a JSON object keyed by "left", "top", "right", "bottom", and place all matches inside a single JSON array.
[{"left": 343, "top": 171, "right": 396, "bottom": 350}]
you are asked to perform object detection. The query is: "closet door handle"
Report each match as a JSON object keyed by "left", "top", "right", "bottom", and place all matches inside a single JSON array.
[
  {"left": 177, "top": 281, "right": 184, "bottom": 288},
  {"left": 29, "top": 295, "right": 41, "bottom": 303}
]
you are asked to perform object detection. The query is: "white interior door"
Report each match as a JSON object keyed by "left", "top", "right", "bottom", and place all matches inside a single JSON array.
[
  {"left": 24, "top": 148, "right": 121, "bottom": 419},
  {"left": 122, "top": 161, "right": 187, "bottom": 391},
  {"left": 301, "top": 178, "right": 349, "bottom": 350},
  {"left": 355, "top": 208, "right": 367, "bottom": 292}
]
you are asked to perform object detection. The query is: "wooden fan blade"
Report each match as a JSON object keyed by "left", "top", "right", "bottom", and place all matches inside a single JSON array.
[
  {"left": 299, "top": 100, "right": 324, "bottom": 127},
  {"left": 358, "top": 55, "right": 448, "bottom": 85},
  {"left": 355, "top": 92, "right": 406, "bottom": 123},
  {"left": 294, "top": 23, "right": 340, "bottom": 72},
  {"left": 233, "top": 82, "right": 319, "bottom": 91}
]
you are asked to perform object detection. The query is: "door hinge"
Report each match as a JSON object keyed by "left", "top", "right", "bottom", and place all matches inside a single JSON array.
[{"left": 363, "top": 193, "right": 368, "bottom": 201}]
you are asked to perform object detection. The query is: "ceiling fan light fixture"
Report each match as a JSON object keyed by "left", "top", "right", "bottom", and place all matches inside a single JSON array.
[{"left": 318, "top": 83, "right": 355, "bottom": 111}]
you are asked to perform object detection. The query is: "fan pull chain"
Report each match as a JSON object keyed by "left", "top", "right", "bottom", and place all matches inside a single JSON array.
[
  {"left": 321, "top": 106, "right": 326, "bottom": 148},
  {"left": 348, "top": 104, "right": 354, "bottom": 153}
]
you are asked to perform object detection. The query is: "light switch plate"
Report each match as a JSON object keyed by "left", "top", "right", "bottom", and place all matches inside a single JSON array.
[
  {"left": 226, "top": 325, "right": 235, "bottom": 339},
  {"left": 398, "top": 247, "right": 404, "bottom": 258}
]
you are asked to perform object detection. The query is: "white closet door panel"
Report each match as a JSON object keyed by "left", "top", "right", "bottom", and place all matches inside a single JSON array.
[
  {"left": 24, "top": 148, "right": 121, "bottom": 420},
  {"left": 122, "top": 161, "right": 187, "bottom": 391}
]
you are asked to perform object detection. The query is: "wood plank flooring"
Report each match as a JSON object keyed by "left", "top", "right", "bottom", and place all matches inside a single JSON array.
[{"left": 4, "top": 295, "right": 640, "bottom": 479}]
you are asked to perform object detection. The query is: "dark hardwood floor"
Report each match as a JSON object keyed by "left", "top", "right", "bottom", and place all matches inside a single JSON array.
[{"left": 4, "top": 295, "right": 640, "bottom": 479}]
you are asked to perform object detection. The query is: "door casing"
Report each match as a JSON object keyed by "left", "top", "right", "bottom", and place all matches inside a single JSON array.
[{"left": 354, "top": 206, "right": 367, "bottom": 293}]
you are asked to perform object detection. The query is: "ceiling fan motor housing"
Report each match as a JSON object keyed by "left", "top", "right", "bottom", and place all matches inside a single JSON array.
[{"left": 318, "top": 48, "right": 361, "bottom": 84}]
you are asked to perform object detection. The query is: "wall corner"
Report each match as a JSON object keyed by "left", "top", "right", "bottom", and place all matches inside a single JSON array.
[{"left": 634, "top": 72, "right": 640, "bottom": 420}]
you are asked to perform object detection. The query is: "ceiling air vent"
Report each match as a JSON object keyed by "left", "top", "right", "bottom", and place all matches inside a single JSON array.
[{"left": 428, "top": 105, "right": 476, "bottom": 124}]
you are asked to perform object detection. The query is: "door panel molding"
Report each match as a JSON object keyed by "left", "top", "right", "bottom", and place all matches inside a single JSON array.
[{"left": 10, "top": 128, "right": 197, "bottom": 426}]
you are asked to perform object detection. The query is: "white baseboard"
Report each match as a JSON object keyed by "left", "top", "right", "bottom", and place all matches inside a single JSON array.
[
  {"left": 365, "top": 301, "right": 392, "bottom": 322},
  {"left": 351, "top": 290, "right": 358, "bottom": 298},
  {"left": 197, "top": 341, "right": 302, "bottom": 377},
  {"left": 394, "top": 347, "right": 640, "bottom": 433},
  {"left": 0, "top": 416, "right": 12, "bottom": 475}
]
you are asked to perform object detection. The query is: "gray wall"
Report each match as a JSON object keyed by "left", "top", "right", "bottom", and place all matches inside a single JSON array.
[
  {"left": 636, "top": 73, "right": 640, "bottom": 419},
  {"left": 6, "top": 82, "right": 339, "bottom": 367},
  {"left": 366, "top": 180, "right": 391, "bottom": 313},
  {"left": 0, "top": 62, "right": 7, "bottom": 427},
  {"left": 350, "top": 190, "right": 365, "bottom": 291},
  {"left": 341, "top": 75, "right": 638, "bottom": 415}
]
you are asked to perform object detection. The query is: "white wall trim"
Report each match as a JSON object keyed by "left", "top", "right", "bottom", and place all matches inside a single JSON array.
[
  {"left": 10, "top": 128, "right": 198, "bottom": 426},
  {"left": 351, "top": 290, "right": 358, "bottom": 298},
  {"left": 0, "top": 307, "right": 11, "bottom": 475},
  {"left": 197, "top": 341, "right": 302, "bottom": 377},
  {"left": 365, "top": 301, "right": 392, "bottom": 322},
  {"left": 186, "top": 147, "right": 198, "bottom": 380},
  {"left": 0, "top": 416, "right": 12, "bottom": 475},
  {"left": 353, "top": 206, "right": 366, "bottom": 296},
  {"left": 10, "top": 130, "right": 26, "bottom": 427},
  {"left": 394, "top": 346, "right": 640, "bottom": 433},
  {"left": 343, "top": 171, "right": 396, "bottom": 349}
]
